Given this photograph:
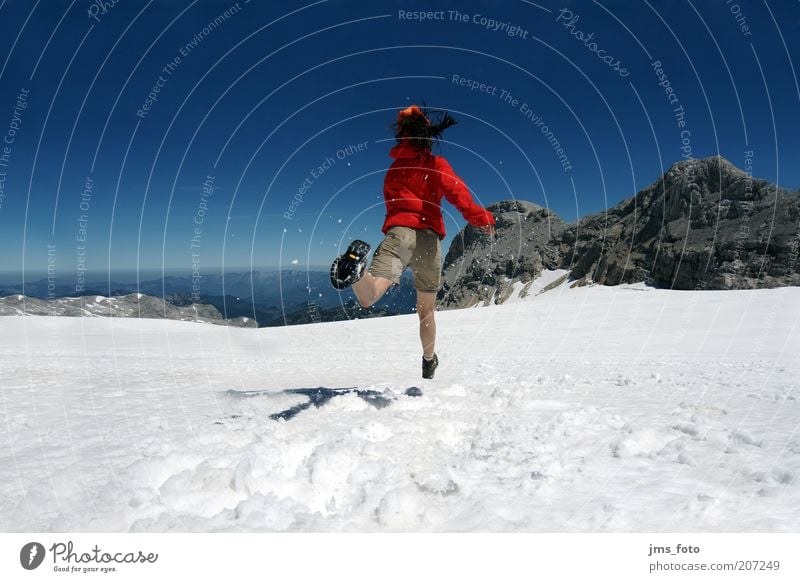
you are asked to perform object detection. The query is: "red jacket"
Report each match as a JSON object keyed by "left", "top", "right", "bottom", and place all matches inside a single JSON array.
[{"left": 381, "top": 143, "right": 496, "bottom": 239}]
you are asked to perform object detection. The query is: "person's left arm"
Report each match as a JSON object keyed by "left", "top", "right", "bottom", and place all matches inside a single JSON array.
[{"left": 434, "top": 157, "right": 496, "bottom": 231}]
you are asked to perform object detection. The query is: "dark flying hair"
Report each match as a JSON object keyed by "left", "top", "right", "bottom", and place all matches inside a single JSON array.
[{"left": 392, "top": 103, "right": 458, "bottom": 152}]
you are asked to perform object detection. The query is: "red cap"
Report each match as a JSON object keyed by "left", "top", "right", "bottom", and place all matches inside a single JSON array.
[{"left": 398, "top": 104, "right": 430, "bottom": 125}]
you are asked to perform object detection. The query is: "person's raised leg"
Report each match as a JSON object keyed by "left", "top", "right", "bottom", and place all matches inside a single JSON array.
[
  {"left": 353, "top": 227, "right": 410, "bottom": 308},
  {"left": 352, "top": 272, "right": 393, "bottom": 308},
  {"left": 416, "top": 290, "right": 437, "bottom": 359}
]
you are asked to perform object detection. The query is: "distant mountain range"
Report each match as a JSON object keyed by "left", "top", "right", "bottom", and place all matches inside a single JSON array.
[
  {"left": 0, "top": 293, "right": 257, "bottom": 327},
  {"left": 441, "top": 156, "right": 800, "bottom": 308},
  {"left": 0, "top": 269, "right": 420, "bottom": 327}
]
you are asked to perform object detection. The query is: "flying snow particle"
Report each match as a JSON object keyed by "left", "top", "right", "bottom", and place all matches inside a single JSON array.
[{"left": 291, "top": 259, "right": 299, "bottom": 265}]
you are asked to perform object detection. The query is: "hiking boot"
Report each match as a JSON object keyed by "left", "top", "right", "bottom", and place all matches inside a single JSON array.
[
  {"left": 422, "top": 353, "right": 438, "bottom": 379},
  {"left": 330, "top": 240, "right": 371, "bottom": 290}
]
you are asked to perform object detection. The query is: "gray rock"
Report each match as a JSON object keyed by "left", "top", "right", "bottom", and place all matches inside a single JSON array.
[{"left": 563, "top": 156, "right": 800, "bottom": 289}]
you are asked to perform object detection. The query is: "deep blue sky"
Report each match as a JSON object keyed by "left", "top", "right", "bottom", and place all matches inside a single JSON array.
[{"left": 0, "top": 0, "right": 798, "bottom": 282}]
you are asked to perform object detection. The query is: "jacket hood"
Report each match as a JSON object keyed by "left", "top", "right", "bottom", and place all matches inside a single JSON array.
[{"left": 389, "top": 142, "right": 430, "bottom": 159}]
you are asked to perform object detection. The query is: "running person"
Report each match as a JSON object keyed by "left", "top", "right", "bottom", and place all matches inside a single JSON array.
[{"left": 330, "top": 104, "right": 496, "bottom": 379}]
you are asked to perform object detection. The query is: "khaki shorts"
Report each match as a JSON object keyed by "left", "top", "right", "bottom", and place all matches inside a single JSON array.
[{"left": 368, "top": 226, "right": 442, "bottom": 293}]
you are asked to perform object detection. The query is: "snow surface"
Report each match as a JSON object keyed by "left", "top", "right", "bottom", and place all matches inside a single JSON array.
[{"left": 1, "top": 283, "right": 799, "bottom": 532}]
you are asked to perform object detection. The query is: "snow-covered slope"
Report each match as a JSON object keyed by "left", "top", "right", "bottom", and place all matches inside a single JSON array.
[
  {"left": 1, "top": 284, "right": 799, "bottom": 532},
  {"left": 492, "top": 268, "right": 572, "bottom": 305}
]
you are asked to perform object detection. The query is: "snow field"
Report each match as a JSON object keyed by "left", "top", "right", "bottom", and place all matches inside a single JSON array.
[{"left": 1, "top": 282, "right": 798, "bottom": 532}]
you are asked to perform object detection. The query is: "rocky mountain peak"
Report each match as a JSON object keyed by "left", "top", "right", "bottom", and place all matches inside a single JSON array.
[
  {"left": 665, "top": 155, "right": 742, "bottom": 179},
  {"left": 488, "top": 199, "right": 547, "bottom": 215},
  {"left": 439, "top": 158, "right": 800, "bottom": 308}
]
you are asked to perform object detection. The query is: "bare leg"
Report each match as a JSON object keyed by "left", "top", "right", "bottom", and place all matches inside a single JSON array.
[
  {"left": 352, "top": 271, "right": 394, "bottom": 308},
  {"left": 416, "top": 290, "right": 437, "bottom": 359}
]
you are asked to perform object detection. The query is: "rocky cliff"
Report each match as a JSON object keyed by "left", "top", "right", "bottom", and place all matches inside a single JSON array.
[
  {"left": 439, "top": 199, "right": 568, "bottom": 308},
  {"left": 439, "top": 157, "right": 800, "bottom": 308}
]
